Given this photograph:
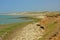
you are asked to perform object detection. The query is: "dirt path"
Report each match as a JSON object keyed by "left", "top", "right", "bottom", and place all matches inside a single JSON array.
[{"left": 4, "top": 23, "right": 45, "bottom": 40}]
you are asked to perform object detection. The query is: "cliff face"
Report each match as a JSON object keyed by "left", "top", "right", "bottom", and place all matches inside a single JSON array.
[{"left": 39, "top": 15, "right": 60, "bottom": 40}]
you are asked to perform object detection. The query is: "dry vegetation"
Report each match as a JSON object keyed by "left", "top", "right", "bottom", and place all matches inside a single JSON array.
[{"left": 39, "top": 12, "right": 60, "bottom": 40}]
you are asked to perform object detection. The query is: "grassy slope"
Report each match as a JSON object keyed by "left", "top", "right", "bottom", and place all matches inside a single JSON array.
[
  {"left": 0, "top": 21, "right": 33, "bottom": 38},
  {"left": 0, "top": 12, "right": 60, "bottom": 40},
  {"left": 0, "top": 15, "right": 40, "bottom": 38}
]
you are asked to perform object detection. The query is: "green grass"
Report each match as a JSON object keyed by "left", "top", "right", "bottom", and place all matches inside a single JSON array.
[
  {"left": 0, "top": 16, "right": 40, "bottom": 37},
  {"left": 0, "top": 21, "right": 33, "bottom": 37}
]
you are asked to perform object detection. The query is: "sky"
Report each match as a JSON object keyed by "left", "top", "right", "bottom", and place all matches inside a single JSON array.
[{"left": 0, "top": 0, "right": 60, "bottom": 13}]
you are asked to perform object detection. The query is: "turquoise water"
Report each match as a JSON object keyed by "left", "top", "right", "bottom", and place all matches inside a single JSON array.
[{"left": 0, "top": 15, "right": 32, "bottom": 24}]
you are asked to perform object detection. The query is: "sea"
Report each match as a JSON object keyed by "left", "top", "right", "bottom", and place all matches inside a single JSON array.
[{"left": 0, "top": 15, "right": 32, "bottom": 24}]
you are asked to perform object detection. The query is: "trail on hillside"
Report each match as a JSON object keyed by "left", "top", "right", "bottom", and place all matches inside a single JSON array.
[{"left": 4, "top": 23, "right": 45, "bottom": 40}]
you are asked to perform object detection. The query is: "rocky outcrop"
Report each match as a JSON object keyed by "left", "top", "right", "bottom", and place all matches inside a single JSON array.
[{"left": 5, "top": 23, "right": 45, "bottom": 40}]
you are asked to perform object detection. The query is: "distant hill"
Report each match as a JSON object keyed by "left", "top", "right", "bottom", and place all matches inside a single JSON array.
[{"left": 0, "top": 12, "right": 60, "bottom": 16}]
